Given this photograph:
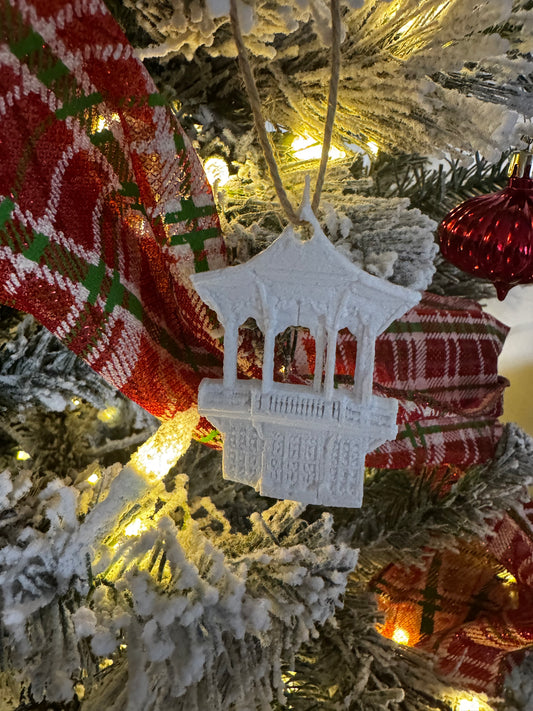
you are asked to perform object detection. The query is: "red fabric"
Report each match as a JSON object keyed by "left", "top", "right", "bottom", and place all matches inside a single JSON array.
[
  {"left": 375, "top": 490, "right": 533, "bottom": 695},
  {"left": 298, "top": 293, "right": 508, "bottom": 470},
  {"left": 429, "top": 506, "right": 533, "bottom": 694},
  {"left": 0, "top": 0, "right": 225, "bottom": 426}
]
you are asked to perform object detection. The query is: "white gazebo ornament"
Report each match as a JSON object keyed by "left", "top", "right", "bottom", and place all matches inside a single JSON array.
[{"left": 191, "top": 199, "right": 421, "bottom": 507}]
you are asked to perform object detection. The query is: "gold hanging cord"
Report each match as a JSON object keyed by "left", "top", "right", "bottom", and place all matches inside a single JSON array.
[{"left": 229, "top": 0, "right": 342, "bottom": 224}]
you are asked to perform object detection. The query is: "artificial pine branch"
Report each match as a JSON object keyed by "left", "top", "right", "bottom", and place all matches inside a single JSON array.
[
  {"left": 0, "top": 0, "right": 531, "bottom": 707},
  {"left": 273, "top": 586, "right": 459, "bottom": 711},
  {"left": 343, "top": 424, "right": 533, "bottom": 582},
  {"left": 114, "top": 0, "right": 530, "bottom": 160},
  {"left": 279, "top": 424, "right": 533, "bottom": 710},
  {"left": 0, "top": 316, "right": 120, "bottom": 413}
]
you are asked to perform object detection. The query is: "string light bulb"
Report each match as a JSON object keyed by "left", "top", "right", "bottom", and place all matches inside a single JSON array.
[
  {"left": 87, "top": 472, "right": 99, "bottom": 485},
  {"left": 391, "top": 628, "right": 410, "bottom": 645},
  {"left": 366, "top": 140, "right": 379, "bottom": 156},
  {"left": 456, "top": 697, "right": 480, "bottom": 711},
  {"left": 97, "top": 405, "right": 120, "bottom": 425},
  {"left": 95, "top": 116, "right": 108, "bottom": 132},
  {"left": 99, "top": 658, "right": 114, "bottom": 670},
  {"left": 291, "top": 134, "right": 345, "bottom": 161},
  {"left": 94, "top": 112, "right": 119, "bottom": 133},
  {"left": 130, "top": 407, "right": 199, "bottom": 481},
  {"left": 496, "top": 570, "right": 517, "bottom": 585},
  {"left": 203, "top": 157, "right": 230, "bottom": 187},
  {"left": 124, "top": 517, "right": 147, "bottom": 537},
  {"left": 15, "top": 450, "right": 31, "bottom": 461}
]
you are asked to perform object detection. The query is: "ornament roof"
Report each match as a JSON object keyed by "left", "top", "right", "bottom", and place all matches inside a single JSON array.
[{"left": 192, "top": 214, "right": 420, "bottom": 338}]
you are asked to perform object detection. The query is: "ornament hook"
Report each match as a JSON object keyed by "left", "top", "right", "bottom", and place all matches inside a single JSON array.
[{"left": 508, "top": 138, "right": 533, "bottom": 179}]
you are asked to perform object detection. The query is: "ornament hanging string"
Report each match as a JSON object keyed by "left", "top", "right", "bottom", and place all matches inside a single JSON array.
[{"left": 229, "top": 0, "right": 342, "bottom": 222}]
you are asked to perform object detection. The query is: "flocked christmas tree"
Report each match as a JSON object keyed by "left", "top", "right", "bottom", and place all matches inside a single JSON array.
[{"left": 1, "top": 1, "right": 533, "bottom": 710}]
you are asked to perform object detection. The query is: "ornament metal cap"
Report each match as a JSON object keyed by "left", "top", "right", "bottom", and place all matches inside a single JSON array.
[{"left": 508, "top": 135, "right": 533, "bottom": 179}]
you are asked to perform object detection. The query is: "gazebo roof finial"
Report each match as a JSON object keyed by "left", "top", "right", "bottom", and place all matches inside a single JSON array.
[{"left": 298, "top": 174, "right": 323, "bottom": 239}]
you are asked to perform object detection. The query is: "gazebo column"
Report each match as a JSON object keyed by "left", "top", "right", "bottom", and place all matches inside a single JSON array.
[
  {"left": 323, "top": 326, "right": 338, "bottom": 400},
  {"left": 262, "top": 324, "right": 276, "bottom": 392},
  {"left": 223, "top": 318, "right": 238, "bottom": 389},
  {"left": 313, "top": 325, "right": 325, "bottom": 392},
  {"left": 353, "top": 323, "right": 376, "bottom": 403}
]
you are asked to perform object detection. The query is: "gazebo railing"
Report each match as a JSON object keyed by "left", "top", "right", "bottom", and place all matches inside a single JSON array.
[{"left": 199, "top": 379, "right": 396, "bottom": 428}]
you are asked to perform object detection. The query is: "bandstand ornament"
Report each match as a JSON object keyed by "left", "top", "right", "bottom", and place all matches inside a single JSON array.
[{"left": 191, "top": 203, "right": 421, "bottom": 508}]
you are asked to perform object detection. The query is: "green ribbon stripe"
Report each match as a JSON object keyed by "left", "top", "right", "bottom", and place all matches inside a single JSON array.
[
  {"left": 386, "top": 318, "right": 507, "bottom": 342},
  {"left": 0, "top": 197, "right": 197, "bottom": 364},
  {"left": 398, "top": 418, "right": 494, "bottom": 448}
]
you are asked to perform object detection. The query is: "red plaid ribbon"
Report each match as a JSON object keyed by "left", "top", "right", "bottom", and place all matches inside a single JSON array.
[
  {"left": 430, "top": 507, "right": 533, "bottom": 694},
  {"left": 0, "top": 0, "right": 508, "bottom": 470},
  {"left": 375, "top": 497, "right": 533, "bottom": 695},
  {"left": 0, "top": 0, "right": 225, "bottom": 429}
]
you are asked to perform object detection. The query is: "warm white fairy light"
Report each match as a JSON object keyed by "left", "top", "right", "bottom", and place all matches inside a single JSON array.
[
  {"left": 130, "top": 407, "right": 199, "bottom": 481},
  {"left": 366, "top": 140, "right": 379, "bottom": 156},
  {"left": 291, "top": 134, "right": 346, "bottom": 161},
  {"left": 203, "top": 157, "right": 230, "bottom": 187},
  {"left": 95, "top": 116, "right": 107, "bottom": 132},
  {"left": 99, "top": 658, "right": 114, "bottom": 670},
  {"left": 124, "top": 517, "right": 147, "bottom": 537},
  {"left": 496, "top": 570, "right": 517, "bottom": 585},
  {"left": 87, "top": 472, "right": 99, "bottom": 485},
  {"left": 15, "top": 450, "right": 31, "bottom": 461},
  {"left": 79, "top": 409, "right": 198, "bottom": 551},
  {"left": 97, "top": 405, "right": 120, "bottom": 425},
  {"left": 131, "top": 431, "right": 187, "bottom": 480},
  {"left": 391, "top": 627, "right": 410, "bottom": 645},
  {"left": 445, "top": 691, "right": 487, "bottom": 711},
  {"left": 457, "top": 697, "right": 480, "bottom": 711},
  {"left": 71, "top": 397, "right": 81, "bottom": 407},
  {"left": 94, "top": 112, "right": 120, "bottom": 133}
]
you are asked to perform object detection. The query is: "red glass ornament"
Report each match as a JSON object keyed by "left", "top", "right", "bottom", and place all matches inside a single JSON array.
[{"left": 438, "top": 151, "right": 533, "bottom": 300}]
